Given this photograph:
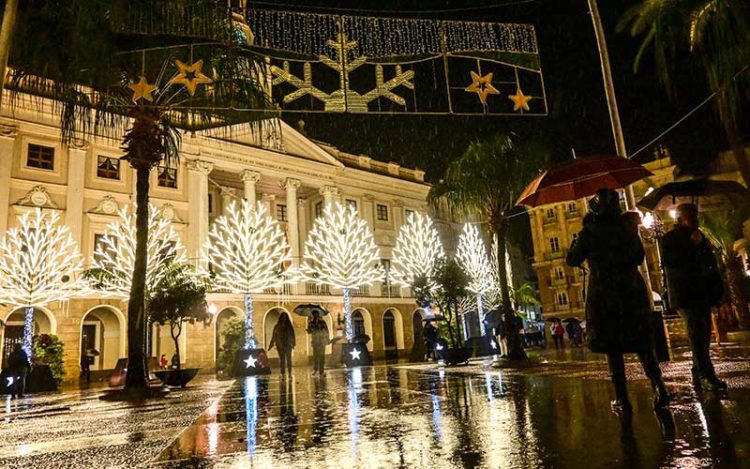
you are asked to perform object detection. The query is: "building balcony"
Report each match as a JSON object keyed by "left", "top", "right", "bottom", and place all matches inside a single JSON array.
[
  {"left": 565, "top": 209, "right": 580, "bottom": 219},
  {"left": 305, "top": 283, "right": 331, "bottom": 296},
  {"left": 543, "top": 216, "right": 558, "bottom": 225}
]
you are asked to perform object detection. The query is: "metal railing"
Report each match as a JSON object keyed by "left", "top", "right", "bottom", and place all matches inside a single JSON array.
[{"left": 305, "top": 283, "right": 331, "bottom": 296}]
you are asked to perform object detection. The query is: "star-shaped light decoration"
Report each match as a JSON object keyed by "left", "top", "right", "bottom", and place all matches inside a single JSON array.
[
  {"left": 350, "top": 348, "right": 361, "bottom": 360},
  {"left": 244, "top": 355, "right": 258, "bottom": 368},
  {"left": 6, "top": 376, "right": 14, "bottom": 386},
  {"left": 435, "top": 343, "right": 444, "bottom": 351},
  {"left": 491, "top": 340, "right": 498, "bottom": 350},
  {"left": 128, "top": 76, "right": 157, "bottom": 104},
  {"left": 508, "top": 88, "right": 532, "bottom": 112},
  {"left": 169, "top": 59, "right": 212, "bottom": 96},
  {"left": 465, "top": 71, "right": 499, "bottom": 105}
]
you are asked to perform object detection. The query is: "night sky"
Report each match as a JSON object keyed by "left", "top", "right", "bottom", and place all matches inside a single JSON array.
[{"left": 258, "top": 0, "right": 737, "bottom": 180}]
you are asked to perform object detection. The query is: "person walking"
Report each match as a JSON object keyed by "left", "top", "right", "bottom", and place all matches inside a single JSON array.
[
  {"left": 307, "top": 310, "right": 329, "bottom": 377},
  {"left": 423, "top": 321, "right": 438, "bottom": 360},
  {"left": 8, "top": 343, "right": 30, "bottom": 399},
  {"left": 567, "top": 189, "right": 670, "bottom": 411},
  {"left": 554, "top": 322, "right": 565, "bottom": 349},
  {"left": 662, "top": 203, "right": 727, "bottom": 392},
  {"left": 80, "top": 350, "right": 91, "bottom": 383},
  {"left": 269, "top": 314, "right": 296, "bottom": 378}
]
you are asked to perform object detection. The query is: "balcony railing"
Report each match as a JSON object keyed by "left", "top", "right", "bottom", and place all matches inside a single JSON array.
[
  {"left": 351, "top": 285, "right": 370, "bottom": 297},
  {"left": 305, "top": 283, "right": 331, "bottom": 296},
  {"left": 381, "top": 283, "right": 401, "bottom": 297},
  {"left": 565, "top": 209, "right": 580, "bottom": 219}
]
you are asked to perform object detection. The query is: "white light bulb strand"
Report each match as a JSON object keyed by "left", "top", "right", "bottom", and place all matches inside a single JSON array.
[
  {"left": 244, "top": 292, "right": 257, "bottom": 349},
  {"left": 456, "top": 223, "right": 493, "bottom": 296},
  {"left": 204, "top": 200, "right": 295, "bottom": 294},
  {"left": 300, "top": 202, "right": 383, "bottom": 290},
  {"left": 391, "top": 211, "right": 444, "bottom": 289},
  {"left": 344, "top": 287, "right": 353, "bottom": 342}
]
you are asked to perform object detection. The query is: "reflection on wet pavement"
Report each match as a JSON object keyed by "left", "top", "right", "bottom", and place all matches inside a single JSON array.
[
  {"left": 2, "top": 346, "right": 749, "bottom": 468},
  {"left": 154, "top": 350, "right": 750, "bottom": 469}
]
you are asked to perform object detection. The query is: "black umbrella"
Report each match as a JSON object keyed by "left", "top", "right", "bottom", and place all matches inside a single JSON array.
[
  {"left": 483, "top": 309, "right": 503, "bottom": 330},
  {"left": 545, "top": 317, "right": 562, "bottom": 323},
  {"left": 352, "top": 333, "right": 371, "bottom": 345},
  {"left": 293, "top": 304, "right": 330, "bottom": 317},
  {"left": 637, "top": 179, "right": 750, "bottom": 211},
  {"left": 562, "top": 317, "right": 581, "bottom": 324},
  {"left": 423, "top": 314, "right": 446, "bottom": 322}
]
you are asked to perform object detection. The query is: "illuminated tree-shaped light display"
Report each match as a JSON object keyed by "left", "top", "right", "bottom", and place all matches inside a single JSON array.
[
  {"left": 89, "top": 205, "right": 187, "bottom": 299},
  {"left": 487, "top": 235, "right": 514, "bottom": 310},
  {"left": 301, "top": 202, "right": 384, "bottom": 341},
  {"left": 391, "top": 211, "right": 445, "bottom": 316},
  {"left": 204, "top": 200, "right": 293, "bottom": 349},
  {"left": 456, "top": 223, "right": 494, "bottom": 336},
  {"left": 0, "top": 209, "right": 87, "bottom": 356}
]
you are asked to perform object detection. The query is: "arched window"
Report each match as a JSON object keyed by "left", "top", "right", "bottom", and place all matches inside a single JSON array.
[
  {"left": 383, "top": 311, "right": 396, "bottom": 348},
  {"left": 352, "top": 310, "right": 365, "bottom": 338}
]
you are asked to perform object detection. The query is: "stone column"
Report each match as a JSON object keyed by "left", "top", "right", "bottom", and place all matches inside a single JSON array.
[
  {"left": 284, "top": 178, "right": 301, "bottom": 262},
  {"left": 186, "top": 160, "right": 213, "bottom": 266},
  {"left": 392, "top": 199, "right": 404, "bottom": 230},
  {"left": 0, "top": 123, "right": 17, "bottom": 233},
  {"left": 241, "top": 169, "right": 260, "bottom": 205},
  {"left": 221, "top": 186, "right": 237, "bottom": 215},
  {"left": 362, "top": 194, "right": 375, "bottom": 228},
  {"left": 65, "top": 141, "right": 88, "bottom": 246},
  {"left": 297, "top": 198, "right": 308, "bottom": 252},
  {"left": 261, "top": 193, "right": 275, "bottom": 213},
  {"left": 319, "top": 185, "right": 339, "bottom": 207}
]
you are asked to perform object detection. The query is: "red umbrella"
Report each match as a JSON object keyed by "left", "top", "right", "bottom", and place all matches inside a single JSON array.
[{"left": 516, "top": 155, "right": 653, "bottom": 207}]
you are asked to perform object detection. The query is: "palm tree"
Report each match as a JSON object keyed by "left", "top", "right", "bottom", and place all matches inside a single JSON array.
[
  {"left": 619, "top": 1, "right": 750, "bottom": 186},
  {"left": 701, "top": 212, "right": 750, "bottom": 328},
  {"left": 3, "top": 1, "right": 275, "bottom": 390},
  {"left": 430, "top": 134, "right": 548, "bottom": 360},
  {"left": 511, "top": 282, "right": 540, "bottom": 311}
]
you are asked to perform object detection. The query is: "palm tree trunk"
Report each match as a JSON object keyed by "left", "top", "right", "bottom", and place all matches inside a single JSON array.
[
  {"left": 495, "top": 218, "right": 527, "bottom": 360},
  {"left": 125, "top": 165, "right": 151, "bottom": 389},
  {"left": 725, "top": 254, "right": 750, "bottom": 329},
  {"left": 720, "top": 98, "right": 750, "bottom": 188}
]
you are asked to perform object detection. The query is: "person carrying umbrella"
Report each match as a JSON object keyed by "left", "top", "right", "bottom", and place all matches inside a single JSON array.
[
  {"left": 567, "top": 189, "right": 669, "bottom": 411},
  {"left": 306, "top": 310, "right": 329, "bottom": 377},
  {"left": 269, "top": 314, "right": 296, "bottom": 378},
  {"left": 661, "top": 203, "right": 727, "bottom": 392}
]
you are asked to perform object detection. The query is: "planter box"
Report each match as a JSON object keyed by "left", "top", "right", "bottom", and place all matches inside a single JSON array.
[
  {"left": 232, "top": 348, "right": 271, "bottom": 376},
  {"left": 438, "top": 346, "right": 472, "bottom": 366},
  {"left": 341, "top": 342, "right": 372, "bottom": 367},
  {"left": 154, "top": 368, "right": 200, "bottom": 388}
]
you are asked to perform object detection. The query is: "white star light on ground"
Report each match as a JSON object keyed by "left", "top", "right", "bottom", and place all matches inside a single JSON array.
[
  {"left": 350, "top": 348, "right": 361, "bottom": 360},
  {"left": 244, "top": 355, "right": 257, "bottom": 368},
  {"left": 491, "top": 341, "right": 497, "bottom": 349},
  {"left": 6, "top": 377, "right": 13, "bottom": 386},
  {"left": 435, "top": 343, "right": 444, "bottom": 351}
]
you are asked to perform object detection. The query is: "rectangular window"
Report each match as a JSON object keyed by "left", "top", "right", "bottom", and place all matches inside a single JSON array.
[
  {"left": 376, "top": 204, "right": 389, "bottom": 221},
  {"left": 346, "top": 199, "right": 358, "bottom": 212},
  {"left": 157, "top": 241, "right": 177, "bottom": 263},
  {"left": 96, "top": 155, "right": 120, "bottom": 179},
  {"left": 554, "top": 266, "right": 565, "bottom": 279},
  {"left": 557, "top": 291, "right": 568, "bottom": 305},
  {"left": 208, "top": 193, "right": 214, "bottom": 214},
  {"left": 550, "top": 237, "right": 560, "bottom": 253},
  {"left": 568, "top": 202, "right": 577, "bottom": 213},
  {"left": 405, "top": 209, "right": 415, "bottom": 219},
  {"left": 546, "top": 208, "right": 556, "bottom": 220},
  {"left": 276, "top": 204, "right": 287, "bottom": 222},
  {"left": 314, "top": 201, "right": 323, "bottom": 219},
  {"left": 93, "top": 234, "right": 116, "bottom": 262},
  {"left": 26, "top": 144, "right": 55, "bottom": 170},
  {"left": 157, "top": 166, "right": 178, "bottom": 188}
]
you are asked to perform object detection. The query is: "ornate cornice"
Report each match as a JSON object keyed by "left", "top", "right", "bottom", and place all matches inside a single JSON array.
[
  {"left": 0, "top": 123, "right": 18, "bottom": 138},
  {"left": 15, "top": 186, "right": 58, "bottom": 208},
  {"left": 89, "top": 195, "right": 119, "bottom": 215},
  {"left": 185, "top": 159, "right": 214, "bottom": 174},
  {"left": 283, "top": 177, "right": 301, "bottom": 191},
  {"left": 240, "top": 169, "right": 261, "bottom": 183}
]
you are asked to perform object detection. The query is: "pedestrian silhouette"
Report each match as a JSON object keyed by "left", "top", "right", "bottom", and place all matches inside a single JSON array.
[{"left": 269, "top": 313, "right": 296, "bottom": 378}]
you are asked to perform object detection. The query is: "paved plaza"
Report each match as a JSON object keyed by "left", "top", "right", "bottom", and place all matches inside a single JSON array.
[{"left": 2, "top": 345, "right": 749, "bottom": 468}]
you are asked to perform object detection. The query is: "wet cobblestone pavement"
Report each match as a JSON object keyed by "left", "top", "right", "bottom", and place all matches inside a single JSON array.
[{"left": 2, "top": 344, "right": 750, "bottom": 468}]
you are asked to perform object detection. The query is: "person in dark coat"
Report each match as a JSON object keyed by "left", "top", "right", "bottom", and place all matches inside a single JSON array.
[
  {"left": 567, "top": 189, "right": 669, "bottom": 411},
  {"left": 269, "top": 313, "right": 296, "bottom": 377},
  {"left": 8, "top": 343, "right": 30, "bottom": 399},
  {"left": 423, "top": 321, "right": 438, "bottom": 360},
  {"left": 307, "top": 310, "right": 329, "bottom": 376},
  {"left": 80, "top": 350, "right": 91, "bottom": 383},
  {"left": 662, "top": 203, "right": 726, "bottom": 392}
]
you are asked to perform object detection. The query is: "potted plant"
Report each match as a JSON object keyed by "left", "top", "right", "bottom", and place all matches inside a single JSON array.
[
  {"left": 27, "top": 333, "right": 65, "bottom": 392},
  {"left": 431, "top": 258, "right": 472, "bottom": 365},
  {"left": 149, "top": 263, "right": 211, "bottom": 388}
]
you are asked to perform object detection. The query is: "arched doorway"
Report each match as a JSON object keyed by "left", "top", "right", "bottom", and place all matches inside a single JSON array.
[
  {"left": 80, "top": 306, "right": 125, "bottom": 370},
  {"left": 351, "top": 308, "right": 374, "bottom": 351},
  {"left": 263, "top": 307, "right": 292, "bottom": 358},
  {"left": 215, "top": 307, "right": 239, "bottom": 363},
  {"left": 383, "top": 311, "right": 397, "bottom": 361},
  {"left": 2, "top": 307, "right": 56, "bottom": 367}
]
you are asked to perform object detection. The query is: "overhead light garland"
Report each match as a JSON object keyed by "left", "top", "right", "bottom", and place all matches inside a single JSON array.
[
  {"left": 89, "top": 205, "right": 187, "bottom": 300},
  {"left": 204, "top": 200, "right": 294, "bottom": 349},
  {"left": 300, "top": 202, "right": 383, "bottom": 341},
  {"left": 0, "top": 209, "right": 87, "bottom": 356},
  {"left": 456, "top": 223, "right": 494, "bottom": 336}
]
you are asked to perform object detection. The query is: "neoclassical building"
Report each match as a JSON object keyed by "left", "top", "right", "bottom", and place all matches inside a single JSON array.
[{"left": 0, "top": 96, "right": 432, "bottom": 381}]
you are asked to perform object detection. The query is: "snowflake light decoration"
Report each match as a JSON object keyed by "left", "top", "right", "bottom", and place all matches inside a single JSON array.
[
  {"left": 300, "top": 202, "right": 383, "bottom": 341},
  {"left": 456, "top": 223, "right": 493, "bottom": 336},
  {"left": 204, "top": 200, "right": 294, "bottom": 349},
  {"left": 0, "top": 209, "right": 87, "bottom": 356},
  {"left": 90, "top": 205, "right": 186, "bottom": 299}
]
